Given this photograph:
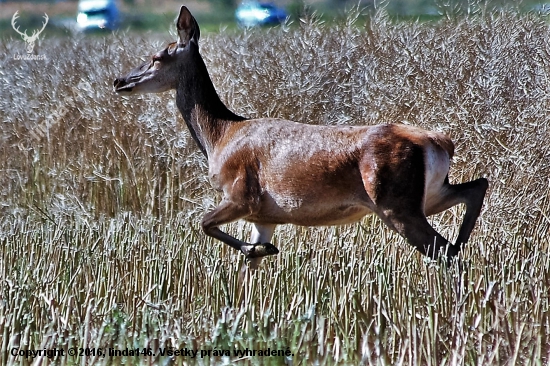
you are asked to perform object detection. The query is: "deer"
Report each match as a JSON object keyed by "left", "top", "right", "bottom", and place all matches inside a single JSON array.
[
  {"left": 11, "top": 11, "right": 49, "bottom": 54},
  {"left": 114, "top": 6, "right": 488, "bottom": 272}
]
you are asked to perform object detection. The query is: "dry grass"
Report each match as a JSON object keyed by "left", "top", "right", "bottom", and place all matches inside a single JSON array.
[{"left": 1, "top": 5, "right": 549, "bottom": 365}]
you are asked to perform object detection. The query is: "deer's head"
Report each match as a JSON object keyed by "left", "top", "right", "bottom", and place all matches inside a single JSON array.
[
  {"left": 12, "top": 11, "right": 48, "bottom": 54},
  {"left": 113, "top": 6, "right": 200, "bottom": 94}
]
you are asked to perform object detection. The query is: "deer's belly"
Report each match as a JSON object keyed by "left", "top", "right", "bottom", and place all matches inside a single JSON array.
[{"left": 248, "top": 197, "right": 373, "bottom": 226}]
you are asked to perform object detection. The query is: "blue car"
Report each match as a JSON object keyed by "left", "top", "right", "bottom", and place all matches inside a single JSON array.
[
  {"left": 77, "top": 0, "right": 120, "bottom": 31},
  {"left": 235, "top": 2, "right": 287, "bottom": 27}
]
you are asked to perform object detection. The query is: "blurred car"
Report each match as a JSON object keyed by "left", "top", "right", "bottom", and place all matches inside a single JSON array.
[
  {"left": 235, "top": 2, "right": 287, "bottom": 27},
  {"left": 77, "top": 0, "right": 119, "bottom": 31},
  {"left": 531, "top": 3, "right": 550, "bottom": 14}
]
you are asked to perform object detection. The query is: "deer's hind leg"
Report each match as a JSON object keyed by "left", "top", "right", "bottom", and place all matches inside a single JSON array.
[
  {"left": 375, "top": 205, "right": 458, "bottom": 260},
  {"left": 361, "top": 143, "right": 457, "bottom": 260},
  {"left": 425, "top": 176, "right": 488, "bottom": 248}
]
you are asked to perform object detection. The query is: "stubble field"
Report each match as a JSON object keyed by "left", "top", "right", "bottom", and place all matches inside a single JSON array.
[{"left": 1, "top": 5, "right": 549, "bottom": 365}]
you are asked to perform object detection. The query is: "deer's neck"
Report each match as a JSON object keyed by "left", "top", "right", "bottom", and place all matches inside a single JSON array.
[{"left": 176, "top": 47, "right": 245, "bottom": 158}]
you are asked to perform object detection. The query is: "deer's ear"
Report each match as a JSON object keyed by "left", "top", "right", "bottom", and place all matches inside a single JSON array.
[{"left": 176, "top": 6, "right": 200, "bottom": 47}]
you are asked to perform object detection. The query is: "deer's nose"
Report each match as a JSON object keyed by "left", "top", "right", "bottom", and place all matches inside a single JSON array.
[
  {"left": 113, "top": 77, "right": 134, "bottom": 93},
  {"left": 113, "top": 77, "right": 128, "bottom": 92}
]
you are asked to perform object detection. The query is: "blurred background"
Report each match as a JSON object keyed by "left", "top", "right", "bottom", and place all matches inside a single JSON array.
[{"left": 1, "top": 0, "right": 549, "bottom": 37}]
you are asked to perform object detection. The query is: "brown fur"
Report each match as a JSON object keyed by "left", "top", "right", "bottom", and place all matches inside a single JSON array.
[{"left": 114, "top": 6, "right": 488, "bottom": 267}]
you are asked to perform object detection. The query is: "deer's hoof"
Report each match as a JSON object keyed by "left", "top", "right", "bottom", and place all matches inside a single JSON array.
[{"left": 241, "top": 243, "right": 279, "bottom": 258}]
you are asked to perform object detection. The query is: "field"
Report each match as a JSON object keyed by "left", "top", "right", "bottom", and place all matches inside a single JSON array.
[{"left": 1, "top": 4, "right": 550, "bottom": 365}]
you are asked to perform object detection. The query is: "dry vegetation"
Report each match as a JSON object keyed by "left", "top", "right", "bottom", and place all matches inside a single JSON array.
[{"left": 1, "top": 4, "right": 550, "bottom": 365}]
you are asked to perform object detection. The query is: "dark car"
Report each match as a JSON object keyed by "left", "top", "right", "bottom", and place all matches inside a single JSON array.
[{"left": 235, "top": 2, "right": 287, "bottom": 27}]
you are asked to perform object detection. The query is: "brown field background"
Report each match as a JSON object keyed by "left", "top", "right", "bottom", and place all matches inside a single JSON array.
[{"left": 1, "top": 5, "right": 549, "bottom": 365}]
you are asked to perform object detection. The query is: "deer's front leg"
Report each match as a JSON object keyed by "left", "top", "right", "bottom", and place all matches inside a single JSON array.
[
  {"left": 201, "top": 200, "right": 279, "bottom": 258},
  {"left": 247, "top": 223, "right": 277, "bottom": 268}
]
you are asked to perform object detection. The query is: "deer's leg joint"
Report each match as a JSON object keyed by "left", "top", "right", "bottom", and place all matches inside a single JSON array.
[{"left": 240, "top": 242, "right": 279, "bottom": 258}]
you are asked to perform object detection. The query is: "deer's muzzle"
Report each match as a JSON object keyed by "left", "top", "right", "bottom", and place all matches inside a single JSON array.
[{"left": 113, "top": 77, "right": 134, "bottom": 93}]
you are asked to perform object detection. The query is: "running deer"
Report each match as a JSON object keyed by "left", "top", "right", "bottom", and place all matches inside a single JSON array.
[{"left": 114, "top": 6, "right": 488, "bottom": 269}]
